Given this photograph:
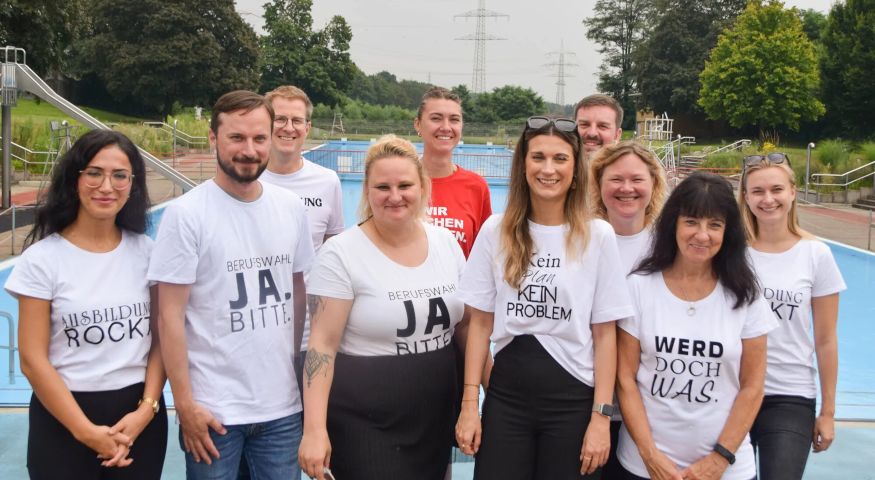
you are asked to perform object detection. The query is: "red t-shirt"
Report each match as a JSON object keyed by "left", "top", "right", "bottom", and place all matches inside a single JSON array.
[{"left": 428, "top": 166, "right": 493, "bottom": 258}]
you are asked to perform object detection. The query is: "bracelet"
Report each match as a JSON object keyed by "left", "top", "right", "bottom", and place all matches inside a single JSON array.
[
  {"left": 463, "top": 383, "right": 480, "bottom": 388},
  {"left": 461, "top": 399, "right": 479, "bottom": 402}
]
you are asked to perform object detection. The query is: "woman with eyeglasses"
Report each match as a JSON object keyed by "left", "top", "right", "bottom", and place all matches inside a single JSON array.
[
  {"left": 455, "top": 116, "right": 634, "bottom": 479},
  {"left": 738, "top": 154, "right": 845, "bottom": 480},
  {"left": 587, "top": 141, "right": 667, "bottom": 479},
  {"left": 5, "top": 130, "right": 167, "bottom": 480},
  {"left": 616, "top": 172, "right": 777, "bottom": 480}
]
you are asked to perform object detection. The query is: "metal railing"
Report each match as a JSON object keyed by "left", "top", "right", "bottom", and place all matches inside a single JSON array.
[
  {"left": 143, "top": 122, "right": 210, "bottom": 151},
  {"left": 810, "top": 160, "right": 875, "bottom": 203},
  {"left": 0, "top": 136, "right": 55, "bottom": 182},
  {"left": 666, "top": 166, "right": 743, "bottom": 189},
  {"left": 679, "top": 139, "right": 751, "bottom": 166},
  {"left": 0, "top": 310, "right": 15, "bottom": 384}
]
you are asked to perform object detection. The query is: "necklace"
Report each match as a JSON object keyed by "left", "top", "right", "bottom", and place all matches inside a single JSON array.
[{"left": 673, "top": 268, "right": 699, "bottom": 316}]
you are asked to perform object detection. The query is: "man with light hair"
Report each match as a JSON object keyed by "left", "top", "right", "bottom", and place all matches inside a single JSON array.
[{"left": 574, "top": 94, "right": 624, "bottom": 154}]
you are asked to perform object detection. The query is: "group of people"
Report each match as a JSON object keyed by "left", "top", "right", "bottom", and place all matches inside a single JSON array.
[{"left": 5, "top": 85, "right": 844, "bottom": 480}]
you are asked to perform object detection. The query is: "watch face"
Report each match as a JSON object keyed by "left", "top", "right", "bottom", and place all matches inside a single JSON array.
[{"left": 602, "top": 404, "right": 614, "bottom": 417}]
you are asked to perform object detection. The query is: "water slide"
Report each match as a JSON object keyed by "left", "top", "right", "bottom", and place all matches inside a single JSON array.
[{"left": 10, "top": 63, "right": 197, "bottom": 191}]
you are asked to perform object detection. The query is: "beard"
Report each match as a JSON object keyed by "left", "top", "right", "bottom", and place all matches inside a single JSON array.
[{"left": 216, "top": 149, "right": 268, "bottom": 184}]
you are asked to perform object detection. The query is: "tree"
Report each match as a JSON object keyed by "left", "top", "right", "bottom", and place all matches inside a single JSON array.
[
  {"left": 819, "top": 0, "right": 875, "bottom": 139},
  {"left": 451, "top": 84, "right": 475, "bottom": 117},
  {"left": 472, "top": 86, "right": 545, "bottom": 123},
  {"left": 260, "top": 0, "right": 357, "bottom": 108},
  {"left": 798, "top": 8, "right": 827, "bottom": 44},
  {"left": 0, "top": 0, "right": 88, "bottom": 76},
  {"left": 699, "top": 0, "right": 825, "bottom": 136},
  {"left": 634, "top": 0, "right": 746, "bottom": 116},
  {"left": 72, "top": 0, "right": 260, "bottom": 119},
  {"left": 583, "top": 0, "right": 655, "bottom": 130}
]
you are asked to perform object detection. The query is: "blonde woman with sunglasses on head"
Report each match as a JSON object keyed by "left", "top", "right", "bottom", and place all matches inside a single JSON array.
[{"left": 739, "top": 153, "right": 845, "bottom": 480}]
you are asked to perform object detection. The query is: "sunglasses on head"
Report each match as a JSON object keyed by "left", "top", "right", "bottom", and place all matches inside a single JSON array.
[
  {"left": 526, "top": 116, "right": 577, "bottom": 133},
  {"left": 743, "top": 153, "right": 791, "bottom": 170}
]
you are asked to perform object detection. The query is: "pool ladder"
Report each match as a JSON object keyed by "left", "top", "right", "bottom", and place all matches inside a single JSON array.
[{"left": 0, "top": 311, "right": 15, "bottom": 384}]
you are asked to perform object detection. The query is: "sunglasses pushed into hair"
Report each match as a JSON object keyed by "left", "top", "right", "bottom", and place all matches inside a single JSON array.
[
  {"left": 526, "top": 116, "right": 577, "bottom": 133},
  {"left": 742, "top": 153, "right": 791, "bottom": 171}
]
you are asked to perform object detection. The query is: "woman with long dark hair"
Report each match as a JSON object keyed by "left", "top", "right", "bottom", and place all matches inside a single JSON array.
[
  {"left": 616, "top": 172, "right": 777, "bottom": 480},
  {"left": 6, "top": 129, "right": 167, "bottom": 479},
  {"left": 455, "top": 117, "right": 634, "bottom": 479},
  {"left": 739, "top": 155, "right": 845, "bottom": 480}
]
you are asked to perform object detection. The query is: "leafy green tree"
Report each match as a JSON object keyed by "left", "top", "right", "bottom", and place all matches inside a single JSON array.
[
  {"left": 72, "top": 0, "right": 259, "bottom": 119},
  {"left": 819, "top": 0, "right": 875, "bottom": 139},
  {"left": 798, "top": 8, "right": 827, "bottom": 44},
  {"left": 583, "top": 0, "right": 655, "bottom": 129},
  {"left": 472, "top": 86, "right": 545, "bottom": 123},
  {"left": 451, "top": 84, "right": 475, "bottom": 118},
  {"left": 634, "top": 0, "right": 746, "bottom": 115},
  {"left": 346, "top": 70, "right": 431, "bottom": 111},
  {"left": 0, "top": 0, "right": 88, "bottom": 76},
  {"left": 260, "top": 0, "right": 356, "bottom": 108},
  {"left": 699, "top": 0, "right": 824, "bottom": 136}
]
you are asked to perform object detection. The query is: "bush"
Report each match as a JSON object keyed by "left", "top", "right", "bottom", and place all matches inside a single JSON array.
[{"left": 815, "top": 140, "right": 849, "bottom": 173}]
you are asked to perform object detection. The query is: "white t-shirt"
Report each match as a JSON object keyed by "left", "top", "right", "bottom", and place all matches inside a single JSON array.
[
  {"left": 307, "top": 223, "right": 466, "bottom": 356},
  {"left": 5, "top": 231, "right": 154, "bottom": 392},
  {"left": 748, "top": 239, "right": 846, "bottom": 398},
  {"left": 261, "top": 161, "right": 345, "bottom": 350},
  {"left": 617, "top": 272, "right": 778, "bottom": 480},
  {"left": 457, "top": 215, "right": 634, "bottom": 386},
  {"left": 147, "top": 180, "right": 315, "bottom": 425}
]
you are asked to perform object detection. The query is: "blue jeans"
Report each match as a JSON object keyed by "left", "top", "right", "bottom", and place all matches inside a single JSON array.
[{"left": 180, "top": 412, "right": 302, "bottom": 480}]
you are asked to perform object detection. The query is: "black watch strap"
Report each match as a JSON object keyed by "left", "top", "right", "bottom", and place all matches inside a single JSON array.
[{"left": 713, "top": 443, "right": 736, "bottom": 465}]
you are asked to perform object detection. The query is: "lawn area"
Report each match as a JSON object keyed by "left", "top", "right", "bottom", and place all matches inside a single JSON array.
[{"left": 0, "top": 97, "right": 150, "bottom": 127}]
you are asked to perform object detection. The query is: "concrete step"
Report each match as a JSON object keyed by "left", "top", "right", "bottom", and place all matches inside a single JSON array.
[
  {"left": 851, "top": 203, "right": 875, "bottom": 212},
  {"left": 855, "top": 198, "right": 875, "bottom": 207}
]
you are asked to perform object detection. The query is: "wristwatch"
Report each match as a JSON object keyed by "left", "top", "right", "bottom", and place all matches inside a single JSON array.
[
  {"left": 713, "top": 443, "right": 736, "bottom": 465},
  {"left": 138, "top": 397, "right": 160, "bottom": 414},
  {"left": 592, "top": 403, "right": 614, "bottom": 418}
]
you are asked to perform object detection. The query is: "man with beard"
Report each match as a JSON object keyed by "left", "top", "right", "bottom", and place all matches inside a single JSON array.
[
  {"left": 574, "top": 94, "right": 624, "bottom": 155},
  {"left": 148, "top": 90, "right": 315, "bottom": 480}
]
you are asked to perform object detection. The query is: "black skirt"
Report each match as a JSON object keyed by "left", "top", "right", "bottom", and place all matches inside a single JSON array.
[{"left": 327, "top": 343, "right": 456, "bottom": 480}]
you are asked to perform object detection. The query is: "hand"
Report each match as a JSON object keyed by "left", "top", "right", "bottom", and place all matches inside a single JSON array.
[
  {"left": 455, "top": 402, "right": 482, "bottom": 456},
  {"left": 101, "top": 403, "right": 155, "bottom": 467},
  {"left": 680, "top": 452, "right": 729, "bottom": 480},
  {"left": 177, "top": 401, "right": 226, "bottom": 465},
  {"left": 76, "top": 424, "right": 132, "bottom": 465},
  {"left": 299, "top": 428, "right": 332, "bottom": 480},
  {"left": 580, "top": 414, "right": 611, "bottom": 474},
  {"left": 641, "top": 448, "right": 683, "bottom": 480},
  {"left": 813, "top": 413, "right": 835, "bottom": 452}
]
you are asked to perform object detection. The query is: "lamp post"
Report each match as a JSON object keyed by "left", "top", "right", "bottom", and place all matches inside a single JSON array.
[{"left": 805, "top": 142, "right": 815, "bottom": 203}]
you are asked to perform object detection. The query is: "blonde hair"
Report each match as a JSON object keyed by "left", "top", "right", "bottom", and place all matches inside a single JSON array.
[
  {"left": 264, "top": 85, "right": 313, "bottom": 118},
  {"left": 500, "top": 124, "right": 590, "bottom": 290},
  {"left": 357, "top": 134, "right": 431, "bottom": 223},
  {"left": 588, "top": 141, "right": 667, "bottom": 228},
  {"left": 738, "top": 160, "right": 814, "bottom": 244}
]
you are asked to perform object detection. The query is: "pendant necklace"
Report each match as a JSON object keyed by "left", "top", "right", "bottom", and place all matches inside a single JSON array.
[{"left": 673, "top": 268, "right": 698, "bottom": 316}]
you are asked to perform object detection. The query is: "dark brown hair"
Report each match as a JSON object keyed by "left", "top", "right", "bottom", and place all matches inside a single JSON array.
[
  {"left": 417, "top": 86, "right": 463, "bottom": 120},
  {"left": 574, "top": 94, "right": 623, "bottom": 129},
  {"left": 210, "top": 90, "right": 275, "bottom": 135}
]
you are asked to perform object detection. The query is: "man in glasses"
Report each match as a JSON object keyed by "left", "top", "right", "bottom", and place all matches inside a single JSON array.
[
  {"left": 574, "top": 94, "right": 624, "bottom": 154},
  {"left": 148, "top": 90, "right": 315, "bottom": 480}
]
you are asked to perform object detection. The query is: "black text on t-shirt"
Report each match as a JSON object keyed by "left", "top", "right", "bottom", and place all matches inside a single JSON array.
[
  {"left": 227, "top": 254, "right": 294, "bottom": 333},
  {"left": 388, "top": 284, "right": 457, "bottom": 355},
  {"left": 763, "top": 287, "right": 802, "bottom": 321},
  {"left": 62, "top": 301, "right": 151, "bottom": 347},
  {"left": 506, "top": 252, "right": 571, "bottom": 322},
  {"left": 651, "top": 336, "right": 723, "bottom": 403}
]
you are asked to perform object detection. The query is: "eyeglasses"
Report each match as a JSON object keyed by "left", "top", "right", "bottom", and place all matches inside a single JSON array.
[
  {"left": 526, "top": 116, "right": 577, "bottom": 133},
  {"left": 79, "top": 168, "right": 134, "bottom": 190},
  {"left": 743, "top": 153, "right": 791, "bottom": 170},
  {"left": 274, "top": 115, "right": 309, "bottom": 130}
]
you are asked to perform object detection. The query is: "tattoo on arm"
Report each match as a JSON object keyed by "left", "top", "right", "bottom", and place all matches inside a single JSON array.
[
  {"left": 304, "top": 348, "right": 333, "bottom": 387},
  {"left": 307, "top": 294, "right": 326, "bottom": 324}
]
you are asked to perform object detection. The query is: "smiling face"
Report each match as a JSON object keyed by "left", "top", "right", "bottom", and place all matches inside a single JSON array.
[
  {"left": 77, "top": 145, "right": 133, "bottom": 221},
  {"left": 675, "top": 215, "right": 725, "bottom": 265},
  {"left": 600, "top": 153, "right": 654, "bottom": 225},
  {"left": 743, "top": 166, "right": 796, "bottom": 226},
  {"left": 209, "top": 107, "right": 272, "bottom": 184},
  {"left": 270, "top": 97, "right": 310, "bottom": 159},
  {"left": 415, "top": 98, "right": 462, "bottom": 156},
  {"left": 365, "top": 156, "right": 425, "bottom": 225},
  {"left": 576, "top": 105, "right": 622, "bottom": 153},
  {"left": 525, "top": 134, "right": 576, "bottom": 205}
]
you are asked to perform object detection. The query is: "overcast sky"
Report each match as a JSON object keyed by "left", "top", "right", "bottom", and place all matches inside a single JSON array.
[{"left": 235, "top": 0, "right": 833, "bottom": 105}]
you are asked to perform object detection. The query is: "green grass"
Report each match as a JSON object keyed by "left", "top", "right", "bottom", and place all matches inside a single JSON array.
[{"left": 0, "top": 97, "right": 150, "bottom": 126}]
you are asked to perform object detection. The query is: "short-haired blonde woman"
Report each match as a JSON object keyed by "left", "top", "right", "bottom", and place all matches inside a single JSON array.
[
  {"left": 456, "top": 117, "right": 634, "bottom": 479},
  {"left": 298, "top": 135, "right": 471, "bottom": 480},
  {"left": 739, "top": 154, "right": 845, "bottom": 480},
  {"left": 588, "top": 140, "right": 667, "bottom": 479}
]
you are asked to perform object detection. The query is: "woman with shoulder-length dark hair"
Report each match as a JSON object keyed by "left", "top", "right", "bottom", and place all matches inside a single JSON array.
[
  {"left": 616, "top": 171, "right": 777, "bottom": 480},
  {"left": 455, "top": 117, "right": 634, "bottom": 479},
  {"left": 5, "top": 129, "right": 168, "bottom": 480}
]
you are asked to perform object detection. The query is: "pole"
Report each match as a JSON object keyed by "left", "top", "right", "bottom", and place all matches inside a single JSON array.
[
  {"left": 677, "top": 134, "right": 682, "bottom": 169},
  {"left": 805, "top": 142, "right": 815, "bottom": 203},
  {"left": 10, "top": 203, "right": 15, "bottom": 255},
  {"left": 2, "top": 105, "right": 11, "bottom": 209},
  {"left": 869, "top": 209, "right": 872, "bottom": 251},
  {"left": 173, "top": 119, "right": 178, "bottom": 197}
]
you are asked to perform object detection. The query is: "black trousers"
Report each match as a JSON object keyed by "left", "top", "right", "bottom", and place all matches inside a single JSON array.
[
  {"left": 27, "top": 382, "right": 168, "bottom": 480},
  {"left": 602, "top": 420, "right": 624, "bottom": 479},
  {"left": 474, "top": 335, "right": 599, "bottom": 480},
  {"left": 750, "top": 394, "right": 817, "bottom": 480}
]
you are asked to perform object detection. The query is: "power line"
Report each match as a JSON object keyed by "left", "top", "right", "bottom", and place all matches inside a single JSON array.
[
  {"left": 454, "top": 0, "right": 509, "bottom": 94},
  {"left": 544, "top": 39, "right": 578, "bottom": 106}
]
